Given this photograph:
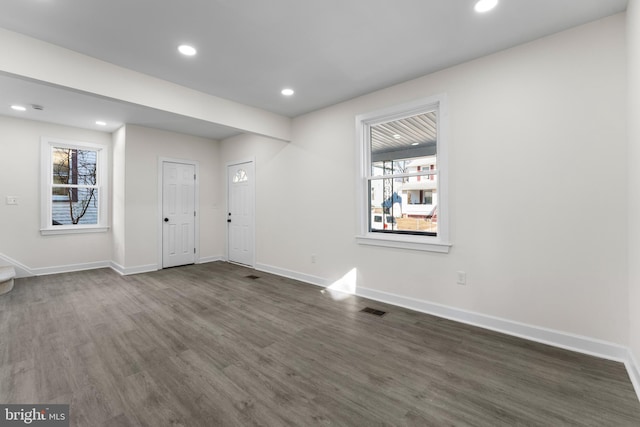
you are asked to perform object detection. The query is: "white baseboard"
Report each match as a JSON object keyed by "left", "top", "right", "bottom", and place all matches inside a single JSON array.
[
  {"left": 255, "top": 263, "right": 328, "bottom": 287},
  {"left": 356, "top": 286, "right": 629, "bottom": 363},
  {"left": 30, "top": 260, "right": 112, "bottom": 276},
  {"left": 110, "top": 262, "right": 158, "bottom": 276},
  {"left": 0, "top": 253, "right": 34, "bottom": 277},
  {"left": 0, "top": 254, "right": 112, "bottom": 277},
  {"left": 111, "top": 257, "right": 222, "bottom": 275},
  {"left": 626, "top": 350, "right": 640, "bottom": 402},
  {"left": 197, "top": 256, "right": 224, "bottom": 264}
]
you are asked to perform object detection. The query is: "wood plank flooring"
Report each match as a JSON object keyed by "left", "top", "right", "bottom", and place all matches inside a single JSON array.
[{"left": 1, "top": 262, "right": 639, "bottom": 426}]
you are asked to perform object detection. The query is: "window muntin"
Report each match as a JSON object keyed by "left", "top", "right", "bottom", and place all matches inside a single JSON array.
[
  {"left": 356, "top": 95, "right": 449, "bottom": 252},
  {"left": 41, "top": 138, "right": 108, "bottom": 234}
]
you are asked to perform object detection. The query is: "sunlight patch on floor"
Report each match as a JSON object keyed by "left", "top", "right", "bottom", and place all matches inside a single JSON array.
[{"left": 322, "top": 268, "right": 357, "bottom": 301}]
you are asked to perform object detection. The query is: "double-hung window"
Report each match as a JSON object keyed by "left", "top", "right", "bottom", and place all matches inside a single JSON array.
[
  {"left": 356, "top": 95, "right": 450, "bottom": 253},
  {"left": 41, "top": 138, "right": 108, "bottom": 234}
]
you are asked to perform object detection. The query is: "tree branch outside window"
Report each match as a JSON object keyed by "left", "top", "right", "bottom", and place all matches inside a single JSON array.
[{"left": 52, "top": 147, "right": 98, "bottom": 225}]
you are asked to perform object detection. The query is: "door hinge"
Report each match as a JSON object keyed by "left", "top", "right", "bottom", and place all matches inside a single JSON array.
[
  {"left": 194, "top": 211, "right": 196, "bottom": 217},
  {"left": 194, "top": 174, "right": 196, "bottom": 180},
  {"left": 194, "top": 248, "right": 196, "bottom": 254}
]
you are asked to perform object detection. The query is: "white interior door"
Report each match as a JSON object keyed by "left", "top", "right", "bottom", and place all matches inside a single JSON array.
[
  {"left": 227, "top": 161, "right": 255, "bottom": 266},
  {"left": 163, "top": 161, "right": 196, "bottom": 268}
]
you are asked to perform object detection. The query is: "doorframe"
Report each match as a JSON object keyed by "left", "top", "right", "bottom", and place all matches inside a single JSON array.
[
  {"left": 226, "top": 157, "right": 256, "bottom": 268},
  {"left": 157, "top": 157, "right": 200, "bottom": 269}
]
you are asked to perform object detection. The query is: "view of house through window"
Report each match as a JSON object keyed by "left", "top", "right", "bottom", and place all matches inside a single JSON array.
[
  {"left": 51, "top": 146, "right": 99, "bottom": 225},
  {"left": 369, "top": 110, "right": 438, "bottom": 235}
]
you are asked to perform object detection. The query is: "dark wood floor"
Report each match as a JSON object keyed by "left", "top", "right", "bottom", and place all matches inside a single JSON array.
[{"left": 1, "top": 262, "right": 639, "bottom": 426}]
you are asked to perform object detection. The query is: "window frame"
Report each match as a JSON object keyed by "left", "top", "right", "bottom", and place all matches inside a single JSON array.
[
  {"left": 40, "top": 137, "right": 109, "bottom": 235},
  {"left": 355, "top": 95, "right": 451, "bottom": 253}
]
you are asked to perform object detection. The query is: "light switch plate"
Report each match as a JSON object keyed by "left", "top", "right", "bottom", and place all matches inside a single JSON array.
[
  {"left": 6, "top": 196, "right": 18, "bottom": 205},
  {"left": 456, "top": 271, "right": 467, "bottom": 285}
]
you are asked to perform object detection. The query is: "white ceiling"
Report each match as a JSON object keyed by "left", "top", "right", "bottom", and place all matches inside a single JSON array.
[{"left": 0, "top": 0, "right": 628, "bottom": 139}]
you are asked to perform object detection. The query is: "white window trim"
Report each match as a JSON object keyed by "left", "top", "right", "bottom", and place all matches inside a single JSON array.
[
  {"left": 355, "top": 94, "right": 451, "bottom": 253},
  {"left": 40, "top": 137, "right": 109, "bottom": 235}
]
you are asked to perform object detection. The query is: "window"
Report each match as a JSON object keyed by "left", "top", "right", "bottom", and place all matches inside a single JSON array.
[
  {"left": 356, "top": 95, "right": 450, "bottom": 252},
  {"left": 232, "top": 169, "right": 248, "bottom": 183},
  {"left": 41, "top": 138, "right": 108, "bottom": 234}
]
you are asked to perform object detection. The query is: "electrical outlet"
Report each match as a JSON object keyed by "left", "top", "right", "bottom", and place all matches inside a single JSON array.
[
  {"left": 5, "top": 196, "right": 18, "bottom": 205},
  {"left": 456, "top": 271, "right": 467, "bottom": 285}
]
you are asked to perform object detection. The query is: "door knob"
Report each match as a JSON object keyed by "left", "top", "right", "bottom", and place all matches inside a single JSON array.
[
  {"left": 227, "top": 219, "right": 232, "bottom": 223},
  {"left": 164, "top": 218, "right": 169, "bottom": 222}
]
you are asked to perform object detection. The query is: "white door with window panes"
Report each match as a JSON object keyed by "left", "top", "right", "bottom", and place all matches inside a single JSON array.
[{"left": 227, "top": 161, "right": 255, "bottom": 266}]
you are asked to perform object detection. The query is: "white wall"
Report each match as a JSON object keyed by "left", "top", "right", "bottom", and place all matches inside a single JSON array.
[
  {"left": 220, "top": 133, "right": 291, "bottom": 261},
  {"left": 0, "top": 116, "right": 112, "bottom": 273},
  {"left": 221, "top": 14, "right": 628, "bottom": 344},
  {"left": 0, "top": 119, "right": 224, "bottom": 275},
  {"left": 628, "top": 0, "right": 640, "bottom": 367},
  {"left": 111, "top": 126, "right": 126, "bottom": 268},
  {"left": 116, "top": 125, "right": 223, "bottom": 272}
]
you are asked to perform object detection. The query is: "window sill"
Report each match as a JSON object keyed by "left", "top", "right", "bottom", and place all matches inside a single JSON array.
[
  {"left": 41, "top": 226, "right": 109, "bottom": 236},
  {"left": 356, "top": 233, "right": 451, "bottom": 253}
]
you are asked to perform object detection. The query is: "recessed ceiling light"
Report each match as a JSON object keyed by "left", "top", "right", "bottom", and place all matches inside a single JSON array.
[
  {"left": 178, "top": 44, "right": 197, "bottom": 56},
  {"left": 96, "top": 121, "right": 107, "bottom": 126},
  {"left": 11, "top": 105, "right": 26, "bottom": 112},
  {"left": 475, "top": 0, "right": 498, "bottom": 13},
  {"left": 411, "top": 142, "right": 419, "bottom": 146},
  {"left": 281, "top": 88, "right": 295, "bottom": 96},
  {"left": 393, "top": 134, "right": 402, "bottom": 139}
]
